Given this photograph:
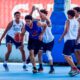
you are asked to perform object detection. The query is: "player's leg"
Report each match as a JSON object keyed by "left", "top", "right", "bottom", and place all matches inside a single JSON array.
[
  {"left": 26, "top": 49, "right": 38, "bottom": 64},
  {"left": 64, "top": 55, "right": 80, "bottom": 76},
  {"left": 46, "top": 50, "right": 54, "bottom": 74},
  {"left": 38, "top": 50, "right": 43, "bottom": 72},
  {"left": 19, "top": 45, "right": 27, "bottom": 71},
  {"left": 14, "top": 33, "right": 27, "bottom": 70},
  {"left": 30, "top": 49, "right": 37, "bottom": 73},
  {"left": 46, "top": 40, "right": 54, "bottom": 74},
  {"left": 3, "top": 35, "right": 12, "bottom": 71},
  {"left": 75, "top": 51, "right": 80, "bottom": 69},
  {"left": 28, "top": 38, "right": 37, "bottom": 73},
  {"left": 63, "top": 40, "right": 80, "bottom": 76},
  {"left": 75, "top": 44, "right": 80, "bottom": 70},
  {"left": 37, "top": 41, "right": 43, "bottom": 72}
]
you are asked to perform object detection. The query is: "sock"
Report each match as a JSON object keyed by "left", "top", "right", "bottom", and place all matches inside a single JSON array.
[
  {"left": 33, "top": 67, "right": 37, "bottom": 70},
  {"left": 23, "top": 61, "right": 26, "bottom": 66},
  {"left": 4, "top": 61, "right": 7, "bottom": 64},
  {"left": 39, "top": 64, "right": 43, "bottom": 69},
  {"left": 27, "top": 57, "right": 30, "bottom": 62},
  {"left": 50, "top": 65, "right": 54, "bottom": 70}
]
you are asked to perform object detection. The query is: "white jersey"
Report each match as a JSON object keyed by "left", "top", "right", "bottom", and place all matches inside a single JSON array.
[
  {"left": 7, "top": 20, "right": 24, "bottom": 38},
  {"left": 41, "top": 20, "right": 54, "bottom": 43},
  {"left": 64, "top": 18, "right": 79, "bottom": 42},
  {"left": 75, "top": 16, "right": 80, "bottom": 43}
]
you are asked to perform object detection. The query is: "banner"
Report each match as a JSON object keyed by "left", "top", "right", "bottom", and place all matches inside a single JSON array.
[{"left": 0, "top": 0, "right": 53, "bottom": 29}]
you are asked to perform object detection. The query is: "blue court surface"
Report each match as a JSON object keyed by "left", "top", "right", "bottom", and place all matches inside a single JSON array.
[{"left": 0, "top": 63, "right": 80, "bottom": 80}]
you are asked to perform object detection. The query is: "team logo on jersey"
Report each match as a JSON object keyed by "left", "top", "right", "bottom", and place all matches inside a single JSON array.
[
  {"left": 13, "top": 25, "right": 20, "bottom": 31},
  {"left": 32, "top": 31, "right": 38, "bottom": 36}
]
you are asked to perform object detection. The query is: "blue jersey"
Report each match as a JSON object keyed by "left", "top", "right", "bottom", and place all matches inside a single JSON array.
[{"left": 25, "top": 21, "right": 42, "bottom": 40}]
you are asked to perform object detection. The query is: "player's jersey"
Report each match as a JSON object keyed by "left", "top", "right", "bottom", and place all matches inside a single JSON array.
[
  {"left": 75, "top": 16, "right": 80, "bottom": 43},
  {"left": 64, "top": 18, "right": 79, "bottom": 42},
  {"left": 7, "top": 20, "right": 24, "bottom": 38},
  {"left": 41, "top": 20, "right": 54, "bottom": 43},
  {"left": 25, "top": 21, "right": 42, "bottom": 40}
]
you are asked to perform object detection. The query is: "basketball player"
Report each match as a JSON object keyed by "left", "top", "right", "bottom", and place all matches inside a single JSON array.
[
  {"left": 73, "top": 7, "right": 80, "bottom": 70},
  {"left": 36, "top": 8, "right": 54, "bottom": 74},
  {"left": 0, "top": 12, "right": 27, "bottom": 71},
  {"left": 22, "top": 15, "right": 47, "bottom": 73},
  {"left": 26, "top": 6, "right": 40, "bottom": 64},
  {"left": 59, "top": 10, "right": 80, "bottom": 76}
]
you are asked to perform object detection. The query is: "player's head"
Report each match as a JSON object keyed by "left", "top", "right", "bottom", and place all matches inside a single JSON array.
[
  {"left": 25, "top": 15, "right": 33, "bottom": 26},
  {"left": 40, "top": 9, "right": 48, "bottom": 19},
  {"left": 67, "top": 10, "right": 75, "bottom": 19},
  {"left": 14, "top": 11, "right": 21, "bottom": 20},
  {"left": 73, "top": 7, "right": 80, "bottom": 17}
]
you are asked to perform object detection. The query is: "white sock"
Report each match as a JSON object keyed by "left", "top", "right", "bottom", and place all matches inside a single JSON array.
[
  {"left": 23, "top": 62, "right": 26, "bottom": 66},
  {"left": 4, "top": 61, "right": 7, "bottom": 64}
]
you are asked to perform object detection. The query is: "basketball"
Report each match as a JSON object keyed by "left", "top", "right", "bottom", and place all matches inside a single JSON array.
[{"left": 14, "top": 33, "right": 23, "bottom": 42}]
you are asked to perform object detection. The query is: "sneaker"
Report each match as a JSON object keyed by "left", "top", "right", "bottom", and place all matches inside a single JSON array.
[
  {"left": 33, "top": 67, "right": 38, "bottom": 73},
  {"left": 23, "top": 65, "right": 27, "bottom": 71},
  {"left": 26, "top": 58, "right": 30, "bottom": 64},
  {"left": 49, "top": 68, "right": 55, "bottom": 74},
  {"left": 69, "top": 68, "right": 80, "bottom": 77},
  {"left": 3, "top": 63, "right": 9, "bottom": 71},
  {"left": 38, "top": 67, "right": 43, "bottom": 72}
]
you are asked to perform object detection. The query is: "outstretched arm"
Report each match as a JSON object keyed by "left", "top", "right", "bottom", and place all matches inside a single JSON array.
[
  {"left": 30, "top": 6, "right": 36, "bottom": 16},
  {"left": 36, "top": 8, "right": 51, "bottom": 26},
  {"left": 0, "top": 21, "right": 13, "bottom": 44}
]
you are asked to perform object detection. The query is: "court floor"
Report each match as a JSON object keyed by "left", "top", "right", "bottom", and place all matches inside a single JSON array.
[{"left": 0, "top": 63, "right": 80, "bottom": 80}]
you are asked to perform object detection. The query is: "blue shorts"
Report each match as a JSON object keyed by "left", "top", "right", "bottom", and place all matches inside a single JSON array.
[
  {"left": 28, "top": 38, "right": 43, "bottom": 51},
  {"left": 42, "top": 40, "right": 54, "bottom": 52},
  {"left": 75, "top": 44, "right": 80, "bottom": 50},
  {"left": 63, "top": 40, "right": 76, "bottom": 55},
  {"left": 6, "top": 35, "right": 23, "bottom": 48}
]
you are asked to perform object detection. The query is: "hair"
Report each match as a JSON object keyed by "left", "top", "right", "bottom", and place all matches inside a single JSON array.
[
  {"left": 25, "top": 15, "right": 33, "bottom": 20},
  {"left": 73, "top": 7, "right": 80, "bottom": 13},
  {"left": 40, "top": 9, "right": 48, "bottom": 15},
  {"left": 67, "top": 10, "right": 75, "bottom": 17},
  {"left": 14, "top": 11, "right": 20, "bottom": 16}
]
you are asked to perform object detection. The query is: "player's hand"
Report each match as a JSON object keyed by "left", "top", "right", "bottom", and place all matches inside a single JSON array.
[
  {"left": 58, "top": 38, "right": 62, "bottom": 43},
  {"left": 36, "top": 7, "right": 39, "bottom": 11},
  {"left": 32, "top": 6, "right": 36, "bottom": 11},
  {"left": 39, "top": 34, "right": 43, "bottom": 41}
]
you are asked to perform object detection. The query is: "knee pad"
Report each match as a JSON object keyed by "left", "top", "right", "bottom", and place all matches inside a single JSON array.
[{"left": 46, "top": 51, "right": 53, "bottom": 61}]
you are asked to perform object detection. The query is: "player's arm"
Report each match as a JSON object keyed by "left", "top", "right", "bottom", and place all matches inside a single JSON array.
[
  {"left": 76, "top": 27, "right": 80, "bottom": 43},
  {"left": 37, "top": 21, "right": 47, "bottom": 35},
  {"left": 76, "top": 18, "right": 80, "bottom": 44},
  {"left": 21, "top": 26, "right": 26, "bottom": 36},
  {"left": 0, "top": 21, "right": 13, "bottom": 44},
  {"left": 30, "top": 6, "right": 36, "bottom": 16},
  {"left": 19, "top": 26, "right": 26, "bottom": 43},
  {"left": 59, "top": 20, "right": 70, "bottom": 42},
  {"left": 37, "top": 21, "right": 47, "bottom": 41},
  {"left": 36, "top": 8, "right": 51, "bottom": 27}
]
